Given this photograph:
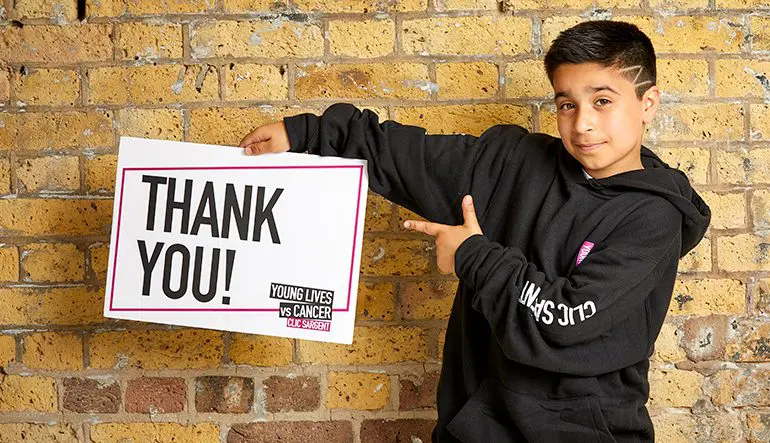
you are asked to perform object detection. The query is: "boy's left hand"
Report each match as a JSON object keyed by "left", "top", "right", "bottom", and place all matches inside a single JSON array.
[{"left": 403, "top": 195, "right": 483, "bottom": 275}]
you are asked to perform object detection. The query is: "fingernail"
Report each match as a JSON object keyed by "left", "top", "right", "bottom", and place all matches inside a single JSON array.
[{"left": 404, "top": 221, "right": 410, "bottom": 229}]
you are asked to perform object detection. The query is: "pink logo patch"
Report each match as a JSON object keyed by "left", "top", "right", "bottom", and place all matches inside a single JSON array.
[{"left": 576, "top": 241, "right": 594, "bottom": 266}]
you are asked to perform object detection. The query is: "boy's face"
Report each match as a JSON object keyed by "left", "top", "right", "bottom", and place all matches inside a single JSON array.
[{"left": 552, "top": 62, "right": 660, "bottom": 179}]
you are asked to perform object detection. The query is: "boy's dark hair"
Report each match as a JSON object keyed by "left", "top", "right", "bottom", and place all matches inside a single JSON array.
[{"left": 544, "top": 20, "right": 656, "bottom": 99}]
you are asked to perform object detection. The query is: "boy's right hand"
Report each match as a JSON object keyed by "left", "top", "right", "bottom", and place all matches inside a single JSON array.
[{"left": 239, "top": 121, "right": 291, "bottom": 155}]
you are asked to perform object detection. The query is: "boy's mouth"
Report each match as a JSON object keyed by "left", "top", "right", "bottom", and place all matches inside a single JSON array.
[{"left": 575, "top": 142, "right": 605, "bottom": 152}]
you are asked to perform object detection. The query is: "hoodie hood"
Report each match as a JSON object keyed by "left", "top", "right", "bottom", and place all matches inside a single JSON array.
[{"left": 581, "top": 146, "right": 711, "bottom": 256}]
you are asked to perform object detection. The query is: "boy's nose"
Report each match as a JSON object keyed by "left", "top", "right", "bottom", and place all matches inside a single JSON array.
[{"left": 574, "top": 108, "right": 596, "bottom": 133}]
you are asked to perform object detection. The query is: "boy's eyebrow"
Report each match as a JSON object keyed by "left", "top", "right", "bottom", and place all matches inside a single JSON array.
[{"left": 553, "top": 85, "right": 619, "bottom": 100}]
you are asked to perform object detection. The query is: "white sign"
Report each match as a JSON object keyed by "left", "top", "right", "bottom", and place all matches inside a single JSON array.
[{"left": 104, "top": 137, "right": 368, "bottom": 344}]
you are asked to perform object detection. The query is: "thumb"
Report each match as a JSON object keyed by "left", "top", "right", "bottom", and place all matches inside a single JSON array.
[{"left": 462, "top": 195, "right": 480, "bottom": 229}]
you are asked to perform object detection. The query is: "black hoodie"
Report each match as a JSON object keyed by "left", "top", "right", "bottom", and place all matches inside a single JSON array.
[{"left": 283, "top": 103, "right": 711, "bottom": 443}]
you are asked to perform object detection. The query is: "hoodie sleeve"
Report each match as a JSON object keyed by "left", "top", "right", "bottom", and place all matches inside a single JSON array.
[
  {"left": 283, "top": 102, "right": 528, "bottom": 225},
  {"left": 455, "top": 198, "right": 682, "bottom": 376}
]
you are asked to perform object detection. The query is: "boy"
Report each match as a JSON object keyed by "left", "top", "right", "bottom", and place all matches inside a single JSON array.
[{"left": 239, "top": 21, "right": 711, "bottom": 442}]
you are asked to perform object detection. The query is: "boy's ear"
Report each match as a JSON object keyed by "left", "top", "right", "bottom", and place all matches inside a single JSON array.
[{"left": 641, "top": 85, "right": 661, "bottom": 125}]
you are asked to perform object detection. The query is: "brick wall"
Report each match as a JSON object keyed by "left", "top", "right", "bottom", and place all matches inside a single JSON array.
[{"left": 0, "top": 0, "right": 767, "bottom": 441}]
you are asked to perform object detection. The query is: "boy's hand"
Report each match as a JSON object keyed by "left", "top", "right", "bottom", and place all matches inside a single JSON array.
[
  {"left": 239, "top": 121, "right": 291, "bottom": 155},
  {"left": 403, "top": 195, "right": 483, "bottom": 275}
]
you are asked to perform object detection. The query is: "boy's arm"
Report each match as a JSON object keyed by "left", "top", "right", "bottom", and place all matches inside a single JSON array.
[
  {"left": 283, "top": 102, "right": 527, "bottom": 224},
  {"left": 455, "top": 199, "right": 682, "bottom": 377}
]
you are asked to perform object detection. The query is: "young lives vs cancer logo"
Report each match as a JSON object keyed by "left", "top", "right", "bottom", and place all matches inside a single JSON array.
[{"left": 269, "top": 283, "right": 335, "bottom": 332}]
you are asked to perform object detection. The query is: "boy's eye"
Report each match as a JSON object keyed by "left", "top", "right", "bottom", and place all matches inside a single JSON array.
[
  {"left": 558, "top": 103, "right": 575, "bottom": 111},
  {"left": 596, "top": 98, "right": 611, "bottom": 106}
]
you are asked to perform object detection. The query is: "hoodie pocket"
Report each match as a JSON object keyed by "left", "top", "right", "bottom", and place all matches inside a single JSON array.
[
  {"left": 446, "top": 379, "right": 616, "bottom": 443},
  {"left": 445, "top": 379, "right": 520, "bottom": 443}
]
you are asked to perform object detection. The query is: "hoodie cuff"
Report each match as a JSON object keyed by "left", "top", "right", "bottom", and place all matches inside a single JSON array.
[
  {"left": 454, "top": 234, "right": 493, "bottom": 289},
  {"left": 283, "top": 113, "right": 320, "bottom": 153}
]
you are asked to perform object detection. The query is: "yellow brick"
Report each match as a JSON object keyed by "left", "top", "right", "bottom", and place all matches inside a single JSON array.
[
  {"left": 619, "top": 16, "right": 744, "bottom": 54},
  {"left": 0, "top": 423, "right": 77, "bottom": 443},
  {"left": 752, "top": 190, "right": 770, "bottom": 230},
  {"left": 0, "top": 375, "right": 56, "bottom": 412},
  {"left": 754, "top": 278, "right": 770, "bottom": 317},
  {"left": 119, "top": 23, "right": 183, "bottom": 60},
  {"left": 701, "top": 191, "right": 745, "bottom": 229},
  {"left": 669, "top": 278, "right": 746, "bottom": 316},
  {"left": 0, "top": 158, "right": 9, "bottom": 194},
  {"left": 679, "top": 237, "right": 711, "bottom": 273},
  {"left": 293, "top": 0, "right": 426, "bottom": 12},
  {"left": 356, "top": 281, "right": 394, "bottom": 321},
  {"left": 716, "top": 60, "right": 770, "bottom": 98},
  {"left": 435, "top": 0, "right": 500, "bottom": 9},
  {"left": 648, "top": 369, "right": 703, "bottom": 408},
  {"left": 12, "top": 0, "right": 77, "bottom": 23},
  {"left": 436, "top": 62, "right": 498, "bottom": 100},
  {"left": 0, "top": 246, "right": 19, "bottom": 282},
  {"left": 85, "top": 155, "right": 117, "bottom": 193},
  {"left": 648, "top": 104, "right": 744, "bottom": 142},
  {"left": 539, "top": 105, "right": 558, "bottom": 137},
  {"left": 718, "top": 234, "right": 770, "bottom": 272},
  {"left": 296, "top": 63, "right": 431, "bottom": 100},
  {"left": 717, "top": 149, "right": 770, "bottom": 183},
  {"left": 0, "top": 199, "right": 112, "bottom": 236},
  {"left": 223, "top": 0, "right": 275, "bottom": 12},
  {"left": 652, "top": 323, "right": 686, "bottom": 363},
  {"left": 90, "top": 423, "right": 219, "bottom": 443},
  {"left": 0, "top": 24, "right": 112, "bottom": 63},
  {"left": 750, "top": 104, "right": 770, "bottom": 141},
  {"left": 509, "top": 0, "right": 639, "bottom": 8},
  {"left": 654, "top": 147, "right": 710, "bottom": 186},
  {"left": 717, "top": 0, "right": 770, "bottom": 7},
  {"left": 402, "top": 17, "right": 530, "bottom": 56},
  {"left": 13, "top": 68, "right": 80, "bottom": 106},
  {"left": 190, "top": 20, "right": 323, "bottom": 59},
  {"left": 727, "top": 322, "right": 770, "bottom": 362},
  {"left": 747, "top": 413, "right": 770, "bottom": 443},
  {"left": 505, "top": 60, "right": 551, "bottom": 99},
  {"left": 361, "top": 238, "right": 431, "bottom": 276},
  {"left": 90, "top": 243, "right": 109, "bottom": 281},
  {"left": 395, "top": 104, "right": 532, "bottom": 136},
  {"left": 299, "top": 326, "right": 427, "bottom": 364},
  {"left": 1, "top": 111, "right": 114, "bottom": 150},
  {"left": 329, "top": 19, "right": 394, "bottom": 58},
  {"left": 119, "top": 108, "right": 183, "bottom": 141},
  {"left": 224, "top": 64, "right": 288, "bottom": 101},
  {"left": 0, "top": 287, "right": 104, "bottom": 325},
  {"left": 22, "top": 243, "right": 84, "bottom": 282},
  {"left": 365, "top": 193, "right": 392, "bottom": 232},
  {"left": 89, "top": 329, "right": 223, "bottom": 369},
  {"left": 438, "top": 329, "right": 445, "bottom": 360},
  {"left": 751, "top": 16, "right": 770, "bottom": 52},
  {"left": 189, "top": 105, "right": 357, "bottom": 146},
  {"left": 658, "top": 59, "right": 709, "bottom": 98},
  {"left": 650, "top": 413, "right": 696, "bottom": 443},
  {"left": 400, "top": 280, "right": 457, "bottom": 320},
  {"left": 126, "top": 0, "right": 216, "bottom": 14},
  {"left": 0, "top": 69, "right": 9, "bottom": 103},
  {"left": 86, "top": 0, "right": 126, "bottom": 17},
  {"left": 17, "top": 156, "right": 80, "bottom": 193},
  {"left": 541, "top": 17, "right": 583, "bottom": 52},
  {"left": 0, "top": 335, "right": 15, "bottom": 367},
  {"left": 23, "top": 332, "right": 82, "bottom": 370},
  {"left": 229, "top": 334, "right": 293, "bottom": 366},
  {"left": 327, "top": 372, "right": 390, "bottom": 410},
  {"left": 649, "top": 0, "right": 707, "bottom": 7},
  {"left": 88, "top": 65, "right": 218, "bottom": 105}
]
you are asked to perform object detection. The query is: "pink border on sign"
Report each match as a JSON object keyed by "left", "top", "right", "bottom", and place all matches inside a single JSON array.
[{"left": 108, "top": 165, "right": 365, "bottom": 313}]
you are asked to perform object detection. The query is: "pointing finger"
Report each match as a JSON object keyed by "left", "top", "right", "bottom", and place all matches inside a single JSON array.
[{"left": 404, "top": 220, "right": 442, "bottom": 236}]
